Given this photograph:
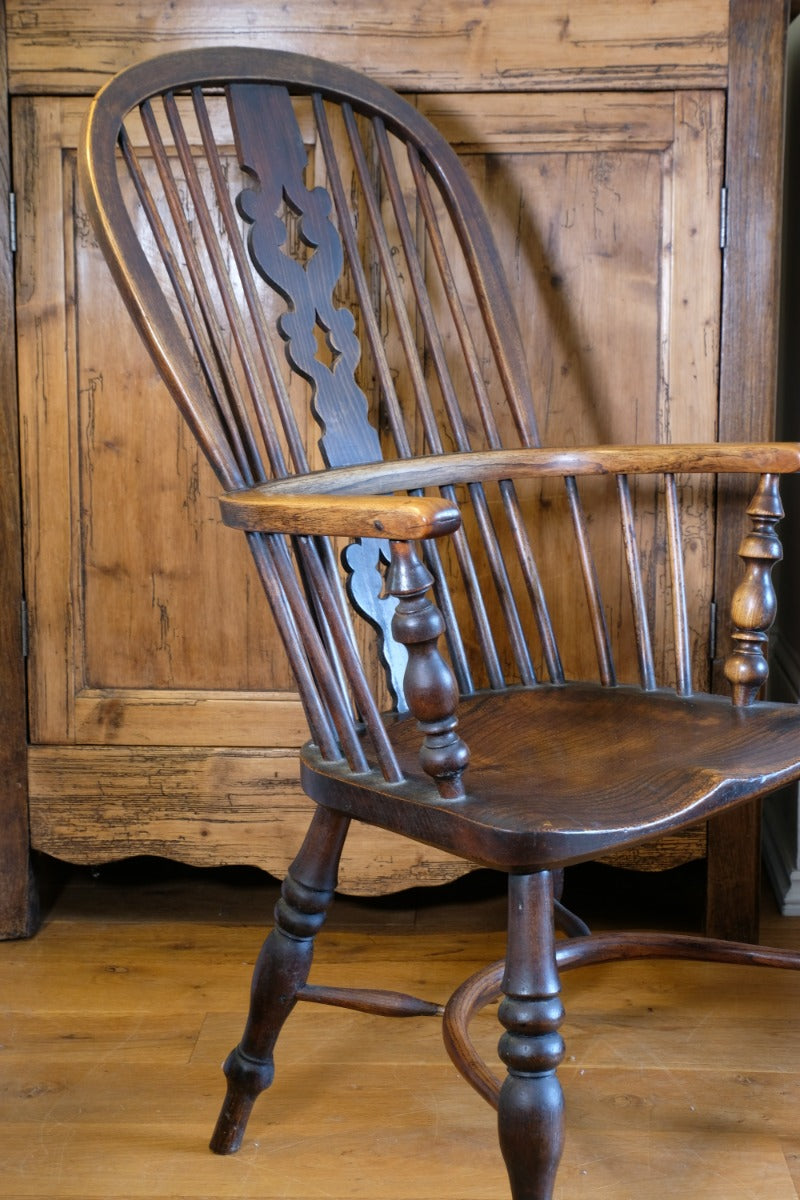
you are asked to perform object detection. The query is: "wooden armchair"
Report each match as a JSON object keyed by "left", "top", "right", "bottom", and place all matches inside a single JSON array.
[{"left": 79, "top": 47, "right": 800, "bottom": 1199}]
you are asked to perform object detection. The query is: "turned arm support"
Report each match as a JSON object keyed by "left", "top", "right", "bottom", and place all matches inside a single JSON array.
[
  {"left": 385, "top": 539, "right": 470, "bottom": 800},
  {"left": 724, "top": 472, "right": 786, "bottom": 707}
]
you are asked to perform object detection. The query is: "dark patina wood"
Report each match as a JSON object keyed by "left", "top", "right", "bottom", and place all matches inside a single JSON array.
[
  {"left": 386, "top": 540, "right": 469, "bottom": 800},
  {"left": 725, "top": 473, "right": 785, "bottom": 706},
  {"left": 80, "top": 46, "right": 800, "bottom": 1200},
  {"left": 210, "top": 805, "right": 351, "bottom": 1155}
]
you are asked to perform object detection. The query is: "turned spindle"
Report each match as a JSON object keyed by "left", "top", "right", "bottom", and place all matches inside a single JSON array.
[
  {"left": 724, "top": 473, "right": 784, "bottom": 707},
  {"left": 386, "top": 540, "right": 469, "bottom": 799}
]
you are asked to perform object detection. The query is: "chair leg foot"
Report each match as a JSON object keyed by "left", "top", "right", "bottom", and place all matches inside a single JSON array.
[
  {"left": 210, "top": 1072, "right": 260, "bottom": 1154},
  {"left": 497, "top": 871, "right": 565, "bottom": 1200},
  {"left": 209, "top": 807, "right": 350, "bottom": 1154},
  {"left": 498, "top": 1073, "right": 564, "bottom": 1200}
]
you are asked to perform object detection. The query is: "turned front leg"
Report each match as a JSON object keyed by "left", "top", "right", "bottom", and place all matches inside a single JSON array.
[
  {"left": 210, "top": 807, "right": 350, "bottom": 1154},
  {"left": 386, "top": 540, "right": 469, "bottom": 799},
  {"left": 498, "top": 871, "right": 565, "bottom": 1200}
]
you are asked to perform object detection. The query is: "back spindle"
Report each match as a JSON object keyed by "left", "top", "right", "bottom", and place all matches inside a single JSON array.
[
  {"left": 565, "top": 475, "right": 616, "bottom": 687},
  {"left": 664, "top": 473, "right": 692, "bottom": 696},
  {"left": 616, "top": 474, "right": 656, "bottom": 690}
]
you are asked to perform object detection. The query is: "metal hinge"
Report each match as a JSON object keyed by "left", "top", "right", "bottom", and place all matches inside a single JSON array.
[
  {"left": 709, "top": 600, "right": 717, "bottom": 662},
  {"left": 719, "top": 186, "right": 728, "bottom": 250},
  {"left": 20, "top": 598, "right": 28, "bottom": 658},
  {"left": 8, "top": 192, "right": 16, "bottom": 254}
]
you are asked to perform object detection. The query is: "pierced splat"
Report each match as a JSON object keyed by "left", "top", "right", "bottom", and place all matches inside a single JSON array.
[
  {"left": 227, "top": 81, "right": 405, "bottom": 707},
  {"left": 312, "top": 316, "right": 343, "bottom": 373},
  {"left": 228, "top": 81, "right": 381, "bottom": 470}
]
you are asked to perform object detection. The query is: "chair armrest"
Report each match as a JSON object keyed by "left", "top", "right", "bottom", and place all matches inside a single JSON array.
[
  {"left": 226, "top": 442, "right": 800, "bottom": 502},
  {"left": 219, "top": 488, "right": 462, "bottom": 540}
]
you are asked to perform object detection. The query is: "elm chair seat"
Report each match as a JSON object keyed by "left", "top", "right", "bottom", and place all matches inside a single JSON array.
[{"left": 301, "top": 684, "right": 800, "bottom": 870}]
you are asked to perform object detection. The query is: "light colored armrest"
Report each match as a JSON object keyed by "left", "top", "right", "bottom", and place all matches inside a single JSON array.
[{"left": 219, "top": 489, "right": 461, "bottom": 540}]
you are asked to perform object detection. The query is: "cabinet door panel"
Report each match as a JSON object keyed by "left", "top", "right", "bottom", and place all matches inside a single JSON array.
[
  {"left": 422, "top": 91, "right": 723, "bottom": 446},
  {"left": 421, "top": 91, "right": 724, "bottom": 686},
  {"left": 17, "top": 89, "right": 723, "bottom": 882}
]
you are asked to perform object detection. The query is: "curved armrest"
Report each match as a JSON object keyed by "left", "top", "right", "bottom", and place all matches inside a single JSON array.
[
  {"left": 222, "top": 442, "right": 800, "bottom": 504},
  {"left": 219, "top": 488, "right": 461, "bottom": 540}
]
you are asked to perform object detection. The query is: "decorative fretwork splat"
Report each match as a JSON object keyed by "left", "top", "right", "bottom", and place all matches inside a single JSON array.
[
  {"left": 228, "top": 82, "right": 380, "bottom": 469},
  {"left": 227, "top": 82, "right": 406, "bottom": 707}
]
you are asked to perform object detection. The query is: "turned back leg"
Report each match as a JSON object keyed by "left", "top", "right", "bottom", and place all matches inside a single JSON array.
[{"left": 210, "top": 806, "right": 350, "bottom": 1154}]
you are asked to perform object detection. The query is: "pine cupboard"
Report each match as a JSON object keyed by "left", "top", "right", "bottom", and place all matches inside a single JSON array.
[{"left": 0, "top": 0, "right": 790, "bottom": 938}]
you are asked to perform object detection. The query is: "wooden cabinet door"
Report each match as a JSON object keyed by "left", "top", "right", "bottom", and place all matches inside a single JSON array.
[
  {"left": 423, "top": 91, "right": 724, "bottom": 692},
  {"left": 15, "top": 88, "right": 723, "bottom": 890}
]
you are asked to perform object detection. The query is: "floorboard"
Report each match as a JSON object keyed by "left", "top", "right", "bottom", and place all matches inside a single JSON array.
[{"left": 2, "top": 858, "right": 799, "bottom": 1198}]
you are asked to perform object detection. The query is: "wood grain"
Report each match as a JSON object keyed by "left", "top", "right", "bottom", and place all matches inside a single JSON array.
[
  {"left": 26, "top": 745, "right": 471, "bottom": 894},
  {"left": 223, "top": 444, "right": 800, "bottom": 502},
  {"left": 14, "top": 95, "right": 81, "bottom": 744},
  {"left": 300, "top": 686, "right": 800, "bottom": 870},
  {"left": 0, "top": 1, "right": 34, "bottom": 938},
  {"left": 716, "top": 0, "right": 789, "bottom": 665},
  {"left": 5, "top": 0, "right": 730, "bottom": 96},
  {"left": 219, "top": 491, "right": 462, "bottom": 539},
  {"left": 1, "top": 870, "right": 800, "bottom": 1197},
  {"left": 71, "top": 689, "right": 308, "bottom": 748}
]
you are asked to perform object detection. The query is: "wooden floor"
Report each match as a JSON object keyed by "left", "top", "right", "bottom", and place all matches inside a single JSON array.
[{"left": 2, "top": 858, "right": 800, "bottom": 1199}]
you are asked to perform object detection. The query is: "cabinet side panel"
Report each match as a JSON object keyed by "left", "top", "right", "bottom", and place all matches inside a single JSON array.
[{"left": 0, "top": 4, "right": 35, "bottom": 938}]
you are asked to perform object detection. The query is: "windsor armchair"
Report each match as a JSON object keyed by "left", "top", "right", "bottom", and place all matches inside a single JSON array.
[{"left": 79, "top": 46, "right": 800, "bottom": 1199}]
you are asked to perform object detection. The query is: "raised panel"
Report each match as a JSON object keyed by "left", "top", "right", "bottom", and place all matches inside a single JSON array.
[{"left": 16, "top": 97, "right": 306, "bottom": 744}]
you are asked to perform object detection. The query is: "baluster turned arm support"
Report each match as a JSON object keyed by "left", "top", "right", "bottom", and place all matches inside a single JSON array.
[
  {"left": 386, "top": 540, "right": 470, "bottom": 800},
  {"left": 724, "top": 473, "right": 784, "bottom": 707}
]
